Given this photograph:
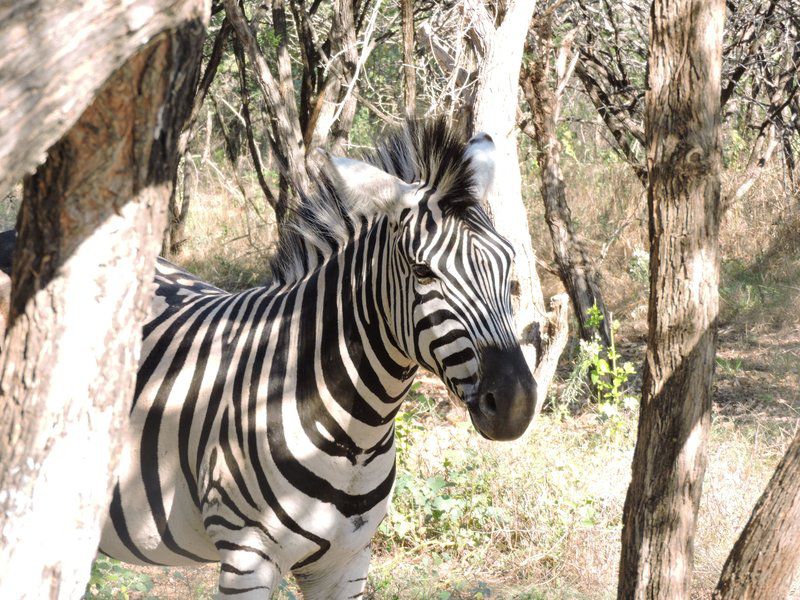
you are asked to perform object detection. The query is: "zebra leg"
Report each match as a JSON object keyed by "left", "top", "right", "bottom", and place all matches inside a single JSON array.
[
  {"left": 293, "top": 544, "right": 371, "bottom": 600},
  {"left": 215, "top": 543, "right": 282, "bottom": 599}
]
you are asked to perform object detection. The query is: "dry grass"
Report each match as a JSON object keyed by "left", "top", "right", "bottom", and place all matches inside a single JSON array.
[
  {"left": 171, "top": 164, "right": 278, "bottom": 290},
  {"left": 127, "top": 400, "right": 795, "bottom": 599}
]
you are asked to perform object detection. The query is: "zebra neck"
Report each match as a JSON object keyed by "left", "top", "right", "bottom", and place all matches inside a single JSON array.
[{"left": 284, "top": 220, "right": 416, "bottom": 456}]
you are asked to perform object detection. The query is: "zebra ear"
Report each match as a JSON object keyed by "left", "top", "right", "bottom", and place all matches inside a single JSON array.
[
  {"left": 465, "top": 132, "right": 496, "bottom": 201},
  {"left": 318, "top": 150, "right": 416, "bottom": 210}
]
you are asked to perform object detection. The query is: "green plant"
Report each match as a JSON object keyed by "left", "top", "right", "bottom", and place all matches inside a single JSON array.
[
  {"left": 586, "top": 306, "right": 635, "bottom": 403},
  {"left": 564, "top": 305, "right": 637, "bottom": 436},
  {"left": 380, "top": 426, "right": 507, "bottom": 558},
  {"left": 85, "top": 557, "right": 154, "bottom": 600},
  {"left": 394, "top": 384, "right": 436, "bottom": 468},
  {"left": 716, "top": 356, "right": 744, "bottom": 375},
  {"left": 275, "top": 579, "right": 300, "bottom": 599}
]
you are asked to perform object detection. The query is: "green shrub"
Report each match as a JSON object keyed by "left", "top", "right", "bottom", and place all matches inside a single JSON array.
[
  {"left": 561, "top": 305, "right": 637, "bottom": 438},
  {"left": 85, "top": 557, "right": 154, "bottom": 600},
  {"left": 381, "top": 389, "right": 506, "bottom": 558}
]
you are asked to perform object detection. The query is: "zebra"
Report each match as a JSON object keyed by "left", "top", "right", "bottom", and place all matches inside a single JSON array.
[{"left": 98, "top": 119, "right": 537, "bottom": 599}]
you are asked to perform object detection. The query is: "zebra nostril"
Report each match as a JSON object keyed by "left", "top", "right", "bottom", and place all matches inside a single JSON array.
[{"left": 480, "top": 392, "right": 497, "bottom": 417}]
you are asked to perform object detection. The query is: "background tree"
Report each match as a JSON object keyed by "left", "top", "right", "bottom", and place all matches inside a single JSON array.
[
  {"left": 571, "top": 0, "right": 799, "bottom": 199},
  {"left": 401, "top": 0, "right": 417, "bottom": 117},
  {"left": 617, "top": 0, "right": 725, "bottom": 596},
  {"left": 417, "top": 0, "right": 570, "bottom": 412},
  {"left": 520, "top": 9, "right": 612, "bottom": 347},
  {"left": 0, "top": 4, "right": 208, "bottom": 597}
]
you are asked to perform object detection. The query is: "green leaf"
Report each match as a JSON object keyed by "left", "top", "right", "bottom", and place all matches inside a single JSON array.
[{"left": 426, "top": 475, "right": 447, "bottom": 493}]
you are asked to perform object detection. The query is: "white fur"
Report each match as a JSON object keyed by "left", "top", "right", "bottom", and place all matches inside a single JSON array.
[
  {"left": 465, "top": 132, "right": 496, "bottom": 201},
  {"left": 325, "top": 153, "right": 417, "bottom": 210}
]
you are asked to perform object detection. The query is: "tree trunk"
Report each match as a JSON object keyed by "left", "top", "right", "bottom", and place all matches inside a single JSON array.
[
  {"left": 469, "top": 0, "right": 568, "bottom": 410},
  {"left": 0, "top": 0, "right": 207, "bottom": 199},
  {"left": 521, "top": 20, "right": 612, "bottom": 347},
  {"left": 471, "top": 0, "right": 543, "bottom": 335},
  {"left": 170, "top": 149, "right": 195, "bottom": 255},
  {"left": 712, "top": 430, "right": 800, "bottom": 599},
  {"left": 164, "top": 16, "right": 233, "bottom": 258},
  {"left": 401, "top": 0, "right": 416, "bottom": 118},
  {"left": 225, "top": 0, "right": 310, "bottom": 202},
  {"left": 233, "top": 36, "right": 280, "bottom": 213},
  {"left": 0, "top": 17, "right": 206, "bottom": 600},
  {"left": 617, "top": 0, "right": 724, "bottom": 597},
  {"left": 323, "top": 0, "right": 360, "bottom": 155}
]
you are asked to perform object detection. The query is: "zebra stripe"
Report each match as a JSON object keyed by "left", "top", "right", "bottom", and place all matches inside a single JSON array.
[{"left": 99, "top": 119, "right": 536, "bottom": 598}]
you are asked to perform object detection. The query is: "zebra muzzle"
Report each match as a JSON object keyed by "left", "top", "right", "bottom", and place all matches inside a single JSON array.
[{"left": 468, "top": 346, "right": 536, "bottom": 441}]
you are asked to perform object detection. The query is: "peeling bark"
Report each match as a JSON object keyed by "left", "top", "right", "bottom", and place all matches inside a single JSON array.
[
  {"left": 0, "top": 0, "right": 208, "bottom": 198},
  {"left": 0, "top": 16, "right": 206, "bottom": 599}
]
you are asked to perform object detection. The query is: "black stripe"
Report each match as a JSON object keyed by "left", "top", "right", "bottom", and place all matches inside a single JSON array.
[{"left": 107, "top": 484, "right": 165, "bottom": 566}]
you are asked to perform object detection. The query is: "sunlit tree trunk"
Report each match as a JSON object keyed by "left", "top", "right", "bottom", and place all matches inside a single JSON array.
[
  {"left": 617, "top": 0, "right": 724, "bottom": 596},
  {"left": 0, "top": 12, "right": 206, "bottom": 599},
  {"left": 713, "top": 430, "right": 800, "bottom": 598},
  {"left": 472, "top": 0, "right": 543, "bottom": 336},
  {"left": 469, "top": 0, "right": 567, "bottom": 411}
]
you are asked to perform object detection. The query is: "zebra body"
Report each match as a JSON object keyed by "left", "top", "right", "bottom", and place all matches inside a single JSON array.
[{"left": 99, "top": 121, "right": 536, "bottom": 598}]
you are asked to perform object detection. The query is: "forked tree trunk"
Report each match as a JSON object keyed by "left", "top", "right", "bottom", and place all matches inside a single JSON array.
[
  {"left": 0, "top": 17, "right": 206, "bottom": 599},
  {"left": 521, "top": 19, "right": 611, "bottom": 347},
  {"left": 617, "top": 0, "right": 724, "bottom": 597},
  {"left": 712, "top": 430, "right": 800, "bottom": 598},
  {"left": 224, "top": 0, "right": 309, "bottom": 204},
  {"left": 470, "top": 0, "right": 568, "bottom": 410}
]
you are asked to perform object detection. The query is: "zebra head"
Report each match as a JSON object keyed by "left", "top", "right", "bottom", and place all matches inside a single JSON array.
[{"left": 328, "top": 121, "right": 536, "bottom": 441}]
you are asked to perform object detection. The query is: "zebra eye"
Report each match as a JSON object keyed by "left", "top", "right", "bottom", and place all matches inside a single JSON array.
[{"left": 412, "top": 263, "right": 437, "bottom": 284}]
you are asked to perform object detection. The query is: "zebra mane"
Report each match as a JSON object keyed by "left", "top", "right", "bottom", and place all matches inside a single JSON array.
[
  {"left": 271, "top": 118, "right": 480, "bottom": 284},
  {"left": 363, "top": 117, "right": 479, "bottom": 211}
]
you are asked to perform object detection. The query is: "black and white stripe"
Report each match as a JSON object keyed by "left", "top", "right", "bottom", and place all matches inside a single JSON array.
[{"left": 99, "top": 119, "right": 536, "bottom": 598}]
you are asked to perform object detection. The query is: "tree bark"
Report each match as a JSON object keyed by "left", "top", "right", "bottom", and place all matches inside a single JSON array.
[
  {"left": 292, "top": 0, "right": 361, "bottom": 154},
  {"left": 712, "top": 430, "right": 800, "bottom": 599},
  {"left": 521, "top": 21, "right": 612, "bottom": 347},
  {"left": 532, "top": 293, "right": 570, "bottom": 417},
  {"left": 233, "top": 37, "right": 280, "bottom": 213},
  {"left": 0, "top": 16, "right": 206, "bottom": 600},
  {"left": 163, "top": 16, "right": 233, "bottom": 258},
  {"left": 469, "top": 0, "right": 568, "bottom": 410},
  {"left": 401, "top": 0, "right": 416, "bottom": 118},
  {"left": 0, "top": 0, "right": 207, "bottom": 199},
  {"left": 318, "top": 0, "right": 360, "bottom": 154},
  {"left": 617, "top": 0, "right": 724, "bottom": 597},
  {"left": 225, "top": 0, "right": 310, "bottom": 202},
  {"left": 168, "top": 149, "right": 196, "bottom": 256}
]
